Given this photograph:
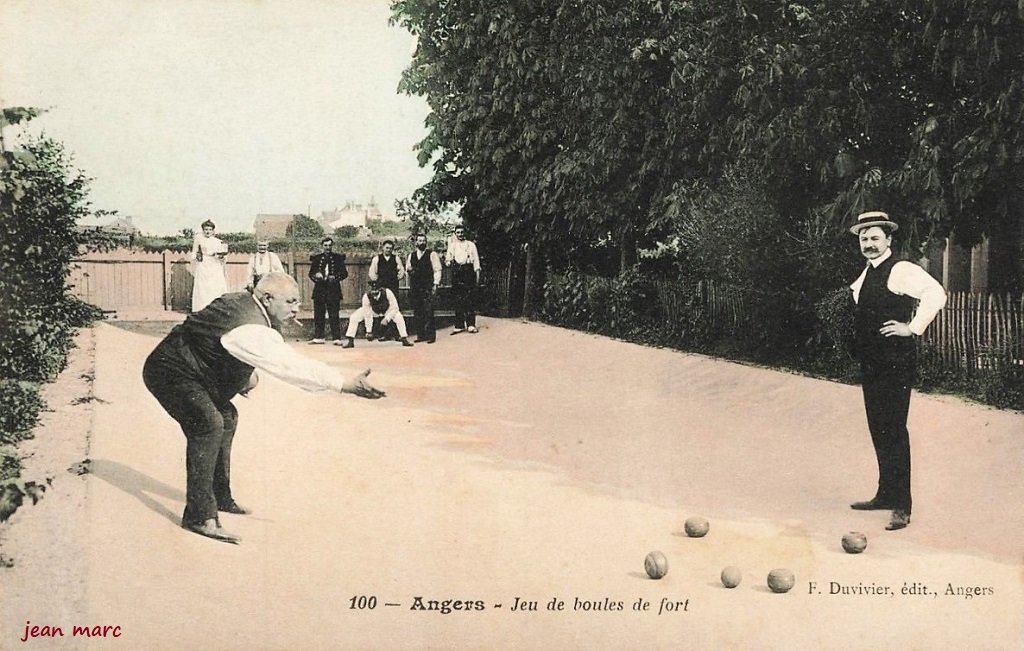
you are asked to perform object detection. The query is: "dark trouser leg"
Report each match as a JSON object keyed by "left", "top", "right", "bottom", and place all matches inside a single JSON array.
[
  {"left": 413, "top": 288, "right": 435, "bottom": 338},
  {"left": 313, "top": 295, "right": 327, "bottom": 338},
  {"left": 212, "top": 402, "right": 238, "bottom": 508},
  {"left": 862, "top": 372, "right": 913, "bottom": 513},
  {"left": 452, "top": 266, "right": 475, "bottom": 329},
  {"left": 143, "top": 363, "right": 227, "bottom": 525},
  {"left": 326, "top": 288, "right": 342, "bottom": 340},
  {"left": 452, "top": 280, "right": 466, "bottom": 329},
  {"left": 461, "top": 267, "right": 477, "bottom": 327}
]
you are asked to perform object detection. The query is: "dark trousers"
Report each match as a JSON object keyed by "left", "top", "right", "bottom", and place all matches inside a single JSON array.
[
  {"left": 410, "top": 286, "right": 435, "bottom": 339},
  {"left": 143, "top": 361, "right": 238, "bottom": 525},
  {"left": 312, "top": 284, "right": 342, "bottom": 340},
  {"left": 861, "top": 367, "right": 914, "bottom": 513},
  {"left": 451, "top": 264, "right": 477, "bottom": 329}
]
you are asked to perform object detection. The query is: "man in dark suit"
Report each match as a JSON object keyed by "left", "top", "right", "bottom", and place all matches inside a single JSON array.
[
  {"left": 308, "top": 236, "right": 348, "bottom": 344},
  {"left": 143, "top": 273, "right": 385, "bottom": 544},
  {"left": 848, "top": 211, "right": 946, "bottom": 531},
  {"left": 406, "top": 232, "right": 442, "bottom": 343},
  {"left": 368, "top": 239, "right": 406, "bottom": 297}
]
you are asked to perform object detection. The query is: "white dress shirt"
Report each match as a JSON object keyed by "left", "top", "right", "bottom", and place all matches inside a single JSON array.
[
  {"left": 368, "top": 254, "right": 406, "bottom": 283},
  {"left": 445, "top": 239, "right": 481, "bottom": 271},
  {"left": 849, "top": 249, "right": 948, "bottom": 335},
  {"left": 406, "top": 250, "right": 443, "bottom": 285},
  {"left": 220, "top": 297, "right": 348, "bottom": 393},
  {"left": 246, "top": 251, "right": 284, "bottom": 284}
]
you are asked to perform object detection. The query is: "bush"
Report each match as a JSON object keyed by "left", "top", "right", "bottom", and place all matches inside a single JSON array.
[
  {"left": 808, "top": 287, "right": 858, "bottom": 380},
  {"left": 0, "top": 307, "right": 77, "bottom": 382},
  {"left": 0, "top": 450, "right": 21, "bottom": 482},
  {"left": 58, "top": 294, "right": 106, "bottom": 329},
  {"left": 0, "top": 380, "right": 44, "bottom": 445}
]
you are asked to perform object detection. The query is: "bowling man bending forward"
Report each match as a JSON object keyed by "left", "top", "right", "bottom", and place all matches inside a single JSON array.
[
  {"left": 143, "top": 273, "right": 385, "bottom": 544},
  {"left": 848, "top": 211, "right": 946, "bottom": 531}
]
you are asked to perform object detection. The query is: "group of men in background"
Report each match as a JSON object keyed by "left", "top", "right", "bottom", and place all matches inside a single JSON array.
[{"left": 302, "top": 227, "right": 481, "bottom": 347}]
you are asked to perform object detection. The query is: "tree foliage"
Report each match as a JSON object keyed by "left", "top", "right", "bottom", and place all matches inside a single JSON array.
[
  {"left": 392, "top": 0, "right": 1024, "bottom": 270},
  {"left": 0, "top": 107, "right": 107, "bottom": 499},
  {"left": 285, "top": 214, "right": 324, "bottom": 239}
]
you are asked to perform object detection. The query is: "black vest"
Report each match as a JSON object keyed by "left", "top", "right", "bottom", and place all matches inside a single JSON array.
[
  {"left": 408, "top": 249, "right": 435, "bottom": 290},
  {"left": 854, "top": 255, "right": 916, "bottom": 370},
  {"left": 375, "top": 254, "right": 400, "bottom": 292},
  {"left": 368, "top": 290, "right": 389, "bottom": 315},
  {"left": 150, "top": 292, "right": 271, "bottom": 404}
]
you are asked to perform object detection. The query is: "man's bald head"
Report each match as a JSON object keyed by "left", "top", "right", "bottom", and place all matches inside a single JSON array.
[
  {"left": 255, "top": 272, "right": 301, "bottom": 324},
  {"left": 255, "top": 272, "right": 297, "bottom": 297}
]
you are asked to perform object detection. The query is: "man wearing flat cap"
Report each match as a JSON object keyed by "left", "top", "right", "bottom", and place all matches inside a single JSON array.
[{"left": 848, "top": 211, "right": 946, "bottom": 530}]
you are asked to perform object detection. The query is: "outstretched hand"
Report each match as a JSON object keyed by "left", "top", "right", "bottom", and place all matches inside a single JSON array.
[{"left": 342, "top": 369, "right": 386, "bottom": 399}]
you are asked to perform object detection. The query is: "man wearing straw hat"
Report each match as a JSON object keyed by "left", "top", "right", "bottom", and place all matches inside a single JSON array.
[{"left": 848, "top": 211, "right": 947, "bottom": 531}]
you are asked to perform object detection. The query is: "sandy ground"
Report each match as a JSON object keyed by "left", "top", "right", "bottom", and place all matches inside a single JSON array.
[{"left": 1, "top": 317, "right": 1022, "bottom": 650}]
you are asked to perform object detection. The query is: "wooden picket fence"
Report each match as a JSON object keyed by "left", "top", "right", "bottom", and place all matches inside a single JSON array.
[
  {"left": 920, "top": 292, "right": 1024, "bottom": 373},
  {"left": 69, "top": 248, "right": 512, "bottom": 317},
  {"left": 553, "top": 272, "right": 1022, "bottom": 374}
]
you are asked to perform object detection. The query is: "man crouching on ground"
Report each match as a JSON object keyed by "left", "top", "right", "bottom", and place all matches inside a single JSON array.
[{"left": 143, "top": 272, "right": 384, "bottom": 544}]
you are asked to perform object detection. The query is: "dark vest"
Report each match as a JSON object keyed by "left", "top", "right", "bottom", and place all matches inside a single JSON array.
[
  {"left": 149, "top": 292, "right": 271, "bottom": 404},
  {"left": 408, "top": 249, "right": 435, "bottom": 290},
  {"left": 854, "top": 255, "right": 916, "bottom": 371},
  {"left": 368, "top": 290, "right": 389, "bottom": 315},
  {"left": 375, "top": 254, "right": 401, "bottom": 292}
]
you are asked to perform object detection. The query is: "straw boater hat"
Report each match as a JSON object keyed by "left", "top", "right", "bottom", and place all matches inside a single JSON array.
[{"left": 849, "top": 210, "right": 899, "bottom": 234}]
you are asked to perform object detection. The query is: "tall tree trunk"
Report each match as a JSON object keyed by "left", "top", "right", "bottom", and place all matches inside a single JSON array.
[
  {"left": 619, "top": 231, "right": 637, "bottom": 273},
  {"left": 523, "top": 242, "right": 544, "bottom": 317}
]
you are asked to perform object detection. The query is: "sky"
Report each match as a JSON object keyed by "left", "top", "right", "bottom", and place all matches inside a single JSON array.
[{"left": 0, "top": 0, "right": 433, "bottom": 235}]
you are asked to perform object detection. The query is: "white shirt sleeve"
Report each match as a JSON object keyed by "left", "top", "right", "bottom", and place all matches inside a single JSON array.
[
  {"left": 221, "top": 324, "right": 348, "bottom": 393},
  {"left": 368, "top": 255, "right": 379, "bottom": 281},
  {"left": 888, "top": 261, "right": 948, "bottom": 335},
  {"left": 270, "top": 252, "right": 284, "bottom": 273},
  {"left": 431, "top": 251, "right": 442, "bottom": 285}
]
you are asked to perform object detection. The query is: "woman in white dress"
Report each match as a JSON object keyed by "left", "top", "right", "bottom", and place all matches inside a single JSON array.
[{"left": 190, "top": 220, "right": 229, "bottom": 312}]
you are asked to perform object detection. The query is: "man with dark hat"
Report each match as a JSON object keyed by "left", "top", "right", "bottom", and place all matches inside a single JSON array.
[
  {"left": 339, "top": 281, "right": 414, "bottom": 348},
  {"left": 847, "top": 210, "right": 946, "bottom": 531},
  {"left": 308, "top": 237, "right": 348, "bottom": 345}
]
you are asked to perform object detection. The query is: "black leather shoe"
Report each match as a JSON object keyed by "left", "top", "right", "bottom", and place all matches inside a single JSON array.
[
  {"left": 366, "top": 332, "right": 377, "bottom": 341},
  {"left": 850, "top": 499, "right": 893, "bottom": 511},
  {"left": 886, "top": 510, "right": 911, "bottom": 530},
  {"left": 401, "top": 337, "right": 414, "bottom": 347},
  {"left": 425, "top": 338, "right": 435, "bottom": 344},
  {"left": 218, "top": 501, "right": 252, "bottom": 515},
  {"left": 182, "top": 518, "right": 241, "bottom": 544},
  {"left": 339, "top": 338, "right": 354, "bottom": 349}
]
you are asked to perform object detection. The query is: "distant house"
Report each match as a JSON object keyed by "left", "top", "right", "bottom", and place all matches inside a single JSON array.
[
  {"left": 253, "top": 214, "right": 295, "bottom": 241},
  {"left": 105, "top": 215, "right": 140, "bottom": 236},
  {"left": 76, "top": 215, "right": 140, "bottom": 245},
  {"left": 318, "top": 199, "right": 384, "bottom": 232}
]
